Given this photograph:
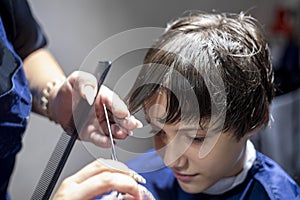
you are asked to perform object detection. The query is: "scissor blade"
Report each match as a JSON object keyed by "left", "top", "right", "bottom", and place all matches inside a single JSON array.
[{"left": 103, "top": 103, "right": 118, "bottom": 161}]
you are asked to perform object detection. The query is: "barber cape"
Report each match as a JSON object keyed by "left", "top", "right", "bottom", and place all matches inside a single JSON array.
[{"left": 126, "top": 143, "right": 300, "bottom": 200}]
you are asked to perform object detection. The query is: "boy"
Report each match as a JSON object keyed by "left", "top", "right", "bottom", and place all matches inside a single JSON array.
[{"left": 125, "top": 12, "right": 300, "bottom": 199}]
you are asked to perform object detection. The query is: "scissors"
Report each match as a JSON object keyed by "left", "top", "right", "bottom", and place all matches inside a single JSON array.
[
  {"left": 102, "top": 83, "right": 155, "bottom": 200},
  {"left": 103, "top": 103, "right": 125, "bottom": 199}
]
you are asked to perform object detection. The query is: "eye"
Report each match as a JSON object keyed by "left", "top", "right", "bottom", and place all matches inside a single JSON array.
[
  {"left": 194, "top": 137, "right": 205, "bottom": 143},
  {"left": 188, "top": 136, "right": 205, "bottom": 144}
]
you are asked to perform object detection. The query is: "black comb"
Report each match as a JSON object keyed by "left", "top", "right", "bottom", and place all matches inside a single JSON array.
[{"left": 31, "top": 61, "right": 111, "bottom": 200}]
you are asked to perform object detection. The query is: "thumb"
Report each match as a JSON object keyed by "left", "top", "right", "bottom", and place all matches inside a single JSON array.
[
  {"left": 75, "top": 71, "right": 98, "bottom": 105},
  {"left": 82, "top": 84, "right": 97, "bottom": 105}
]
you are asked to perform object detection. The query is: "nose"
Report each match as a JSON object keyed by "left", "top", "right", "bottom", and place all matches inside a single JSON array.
[{"left": 162, "top": 138, "right": 187, "bottom": 169}]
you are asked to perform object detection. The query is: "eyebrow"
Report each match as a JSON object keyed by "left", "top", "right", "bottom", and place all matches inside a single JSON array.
[
  {"left": 147, "top": 116, "right": 203, "bottom": 131},
  {"left": 178, "top": 127, "right": 202, "bottom": 131}
]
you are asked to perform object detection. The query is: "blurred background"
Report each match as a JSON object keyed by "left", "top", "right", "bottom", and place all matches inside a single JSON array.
[{"left": 8, "top": 0, "right": 300, "bottom": 199}]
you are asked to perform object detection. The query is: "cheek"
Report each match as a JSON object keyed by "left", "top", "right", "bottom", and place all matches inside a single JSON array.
[
  {"left": 186, "top": 146, "right": 212, "bottom": 169},
  {"left": 195, "top": 141, "right": 244, "bottom": 178}
]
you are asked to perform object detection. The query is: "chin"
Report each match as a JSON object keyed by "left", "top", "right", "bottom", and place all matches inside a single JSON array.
[{"left": 178, "top": 181, "right": 207, "bottom": 194}]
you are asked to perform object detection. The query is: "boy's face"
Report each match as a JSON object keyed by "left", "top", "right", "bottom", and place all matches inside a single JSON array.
[{"left": 144, "top": 91, "right": 248, "bottom": 193}]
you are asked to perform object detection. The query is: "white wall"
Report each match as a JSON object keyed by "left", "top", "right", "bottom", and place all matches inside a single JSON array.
[{"left": 9, "top": 0, "right": 281, "bottom": 199}]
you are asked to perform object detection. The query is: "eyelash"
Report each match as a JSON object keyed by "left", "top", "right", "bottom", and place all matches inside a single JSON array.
[{"left": 190, "top": 136, "right": 205, "bottom": 143}]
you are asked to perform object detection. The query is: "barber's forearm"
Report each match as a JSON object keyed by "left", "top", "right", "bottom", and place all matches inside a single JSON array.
[{"left": 23, "top": 48, "right": 66, "bottom": 119}]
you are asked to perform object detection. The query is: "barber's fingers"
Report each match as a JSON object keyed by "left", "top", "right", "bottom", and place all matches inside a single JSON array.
[
  {"left": 55, "top": 172, "right": 141, "bottom": 200},
  {"left": 77, "top": 109, "right": 131, "bottom": 148},
  {"left": 95, "top": 86, "right": 143, "bottom": 129},
  {"left": 80, "top": 172, "right": 141, "bottom": 200},
  {"left": 111, "top": 124, "right": 133, "bottom": 137},
  {"left": 70, "top": 159, "right": 145, "bottom": 184},
  {"left": 121, "top": 185, "right": 156, "bottom": 200},
  {"left": 78, "top": 115, "right": 108, "bottom": 147},
  {"left": 113, "top": 115, "right": 143, "bottom": 131},
  {"left": 81, "top": 123, "right": 112, "bottom": 148},
  {"left": 64, "top": 159, "right": 144, "bottom": 200},
  {"left": 68, "top": 160, "right": 108, "bottom": 183},
  {"left": 96, "top": 85, "right": 129, "bottom": 119},
  {"left": 78, "top": 116, "right": 127, "bottom": 147}
]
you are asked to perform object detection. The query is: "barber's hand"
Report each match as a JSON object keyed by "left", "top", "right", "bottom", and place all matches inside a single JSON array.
[
  {"left": 53, "top": 159, "right": 154, "bottom": 200},
  {"left": 50, "top": 71, "right": 142, "bottom": 147}
]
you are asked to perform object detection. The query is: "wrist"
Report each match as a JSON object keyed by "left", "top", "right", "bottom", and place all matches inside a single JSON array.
[{"left": 38, "top": 78, "right": 65, "bottom": 122}]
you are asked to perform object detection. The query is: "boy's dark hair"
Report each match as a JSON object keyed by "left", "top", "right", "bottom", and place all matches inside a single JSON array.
[{"left": 126, "top": 12, "right": 274, "bottom": 140}]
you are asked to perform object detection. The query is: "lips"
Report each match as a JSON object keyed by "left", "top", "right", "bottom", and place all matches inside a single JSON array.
[{"left": 173, "top": 171, "right": 198, "bottom": 182}]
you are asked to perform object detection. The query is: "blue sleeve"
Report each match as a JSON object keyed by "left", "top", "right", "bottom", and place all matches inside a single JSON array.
[{"left": 0, "top": 0, "right": 47, "bottom": 60}]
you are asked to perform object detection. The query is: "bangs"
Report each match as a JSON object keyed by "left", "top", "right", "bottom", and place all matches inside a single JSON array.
[
  {"left": 127, "top": 31, "right": 227, "bottom": 130},
  {"left": 126, "top": 50, "right": 213, "bottom": 127},
  {"left": 142, "top": 85, "right": 201, "bottom": 125}
]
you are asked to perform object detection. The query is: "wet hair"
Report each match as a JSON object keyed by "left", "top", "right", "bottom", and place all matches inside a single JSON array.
[{"left": 126, "top": 12, "right": 274, "bottom": 140}]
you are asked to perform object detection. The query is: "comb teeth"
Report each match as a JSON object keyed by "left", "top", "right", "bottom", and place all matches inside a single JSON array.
[{"left": 31, "top": 133, "right": 77, "bottom": 200}]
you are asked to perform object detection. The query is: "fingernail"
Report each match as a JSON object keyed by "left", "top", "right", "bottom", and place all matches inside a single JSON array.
[
  {"left": 84, "top": 85, "right": 95, "bottom": 105},
  {"left": 129, "top": 116, "right": 143, "bottom": 128},
  {"left": 112, "top": 124, "right": 133, "bottom": 136},
  {"left": 136, "top": 120, "right": 143, "bottom": 128},
  {"left": 139, "top": 187, "right": 155, "bottom": 200},
  {"left": 127, "top": 130, "right": 134, "bottom": 136},
  {"left": 130, "top": 171, "right": 146, "bottom": 184}
]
